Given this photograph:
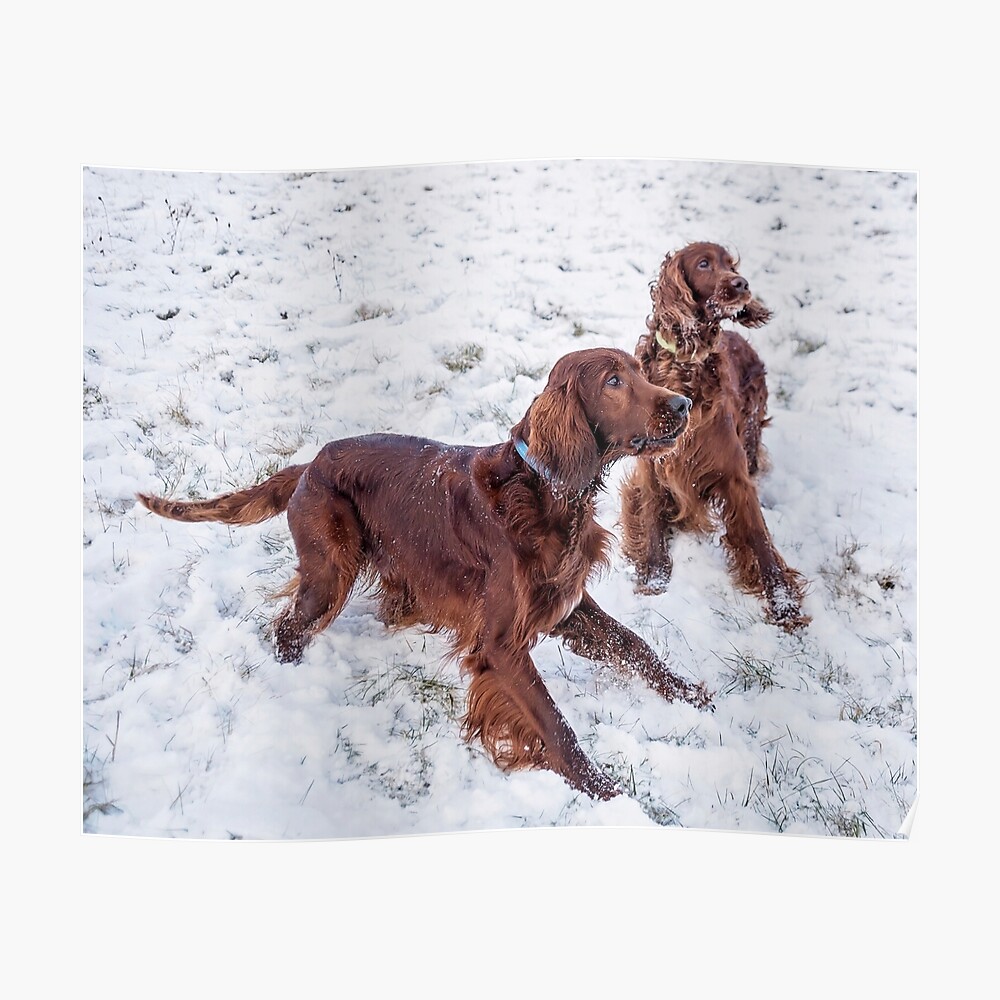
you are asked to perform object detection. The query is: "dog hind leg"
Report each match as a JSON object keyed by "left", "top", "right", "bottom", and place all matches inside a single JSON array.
[{"left": 271, "top": 479, "right": 367, "bottom": 662}]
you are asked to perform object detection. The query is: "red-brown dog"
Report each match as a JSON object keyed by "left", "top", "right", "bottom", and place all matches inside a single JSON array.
[
  {"left": 139, "top": 347, "right": 710, "bottom": 800},
  {"left": 620, "top": 243, "right": 809, "bottom": 630}
]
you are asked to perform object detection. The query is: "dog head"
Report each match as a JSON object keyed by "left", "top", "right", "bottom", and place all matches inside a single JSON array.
[
  {"left": 648, "top": 242, "right": 772, "bottom": 358},
  {"left": 511, "top": 348, "right": 691, "bottom": 496}
]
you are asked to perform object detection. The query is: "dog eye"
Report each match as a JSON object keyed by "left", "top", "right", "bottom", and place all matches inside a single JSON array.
[
  {"left": 697, "top": 259, "right": 710, "bottom": 269},
  {"left": 605, "top": 375, "right": 622, "bottom": 387}
]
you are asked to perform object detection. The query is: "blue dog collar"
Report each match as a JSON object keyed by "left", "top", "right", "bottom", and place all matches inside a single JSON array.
[{"left": 513, "top": 436, "right": 554, "bottom": 482}]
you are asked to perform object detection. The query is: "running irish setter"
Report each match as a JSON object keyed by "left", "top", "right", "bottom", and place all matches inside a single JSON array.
[
  {"left": 138, "top": 348, "right": 710, "bottom": 801},
  {"left": 619, "top": 243, "right": 809, "bottom": 631}
]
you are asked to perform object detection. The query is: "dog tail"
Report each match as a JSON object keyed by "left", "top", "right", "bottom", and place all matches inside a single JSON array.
[{"left": 137, "top": 464, "right": 309, "bottom": 526}]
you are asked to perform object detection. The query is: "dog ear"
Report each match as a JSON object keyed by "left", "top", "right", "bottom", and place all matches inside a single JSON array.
[
  {"left": 649, "top": 252, "right": 698, "bottom": 332},
  {"left": 736, "top": 296, "right": 772, "bottom": 328},
  {"left": 518, "top": 381, "right": 601, "bottom": 496}
]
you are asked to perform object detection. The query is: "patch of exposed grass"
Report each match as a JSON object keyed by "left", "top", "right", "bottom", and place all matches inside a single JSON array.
[
  {"left": 633, "top": 786, "right": 683, "bottom": 826},
  {"left": 118, "top": 649, "right": 174, "bottom": 684},
  {"left": 248, "top": 458, "right": 285, "bottom": 486},
  {"left": 163, "top": 198, "right": 192, "bottom": 254},
  {"left": 471, "top": 400, "right": 514, "bottom": 433},
  {"left": 718, "top": 647, "right": 780, "bottom": 694},
  {"left": 820, "top": 535, "right": 865, "bottom": 598},
  {"left": 440, "top": 343, "right": 484, "bottom": 373},
  {"left": 141, "top": 441, "right": 208, "bottom": 498},
  {"left": 83, "top": 752, "right": 121, "bottom": 826},
  {"left": 370, "top": 344, "right": 396, "bottom": 366},
  {"left": 249, "top": 345, "right": 279, "bottom": 364},
  {"left": 506, "top": 359, "right": 548, "bottom": 381},
  {"left": 351, "top": 657, "right": 460, "bottom": 729},
  {"left": 93, "top": 491, "right": 133, "bottom": 521},
  {"left": 711, "top": 604, "right": 760, "bottom": 630},
  {"left": 262, "top": 423, "right": 314, "bottom": 459},
  {"left": 151, "top": 608, "right": 195, "bottom": 654},
  {"left": 165, "top": 390, "right": 195, "bottom": 428},
  {"left": 819, "top": 534, "right": 906, "bottom": 609},
  {"left": 186, "top": 343, "right": 231, "bottom": 373},
  {"left": 414, "top": 380, "right": 447, "bottom": 399},
  {"left": 83, "top": 377, "right": 108, "bottom": 418},
  {"left": 737, "top": 735, "right": 891, "bottom": 837},
  {"left": 815, "top": 652, "right": 849, "bottom": 692},
  {"left": 354, "top": 302, "right": 394, "bottom": 322},
  {"left": 773, "top": 381, "right": 794, "bottom": 406},
  {"left": 531, "top": 299, "right": 566, "bottom": 322},
  {"left": 875, "top": 566, "right": 902, "bottom": 591},
  {"left": 793, "top": 335, "right": 826, "bottom": 355},
  {"left": 839, "top": 690, "right": 916, "bottom": 735},
  {"left": 342, "top": 657, "right": 461, "bottom": 806}
]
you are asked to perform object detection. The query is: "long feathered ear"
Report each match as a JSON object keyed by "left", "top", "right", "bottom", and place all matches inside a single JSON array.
[
  {"left": 516, "top": 382, "right": 601, "bottom": 496},
  {"left": 648, "top": 252, "right": 698, "bottom": 333},
  {"left": 736, "top": 296, "right": 773, "bottom": 329}
]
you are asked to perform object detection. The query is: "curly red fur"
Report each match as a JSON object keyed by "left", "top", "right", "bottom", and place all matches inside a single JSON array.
[
  {"left": 620, "top": 243, "right": 809, "bottom": 631},
  {"left": 137, "top": 347, "right": 709, "bottom": 800}
]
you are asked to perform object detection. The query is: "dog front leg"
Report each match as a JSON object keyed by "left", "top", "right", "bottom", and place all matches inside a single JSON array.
[
  {"left": 619, "top": 461, "right": 678, "bottom": 593},
  {"left": 553, "top": 593, "right": 711, "bottom": 708},
  {"left": 462, "top": 645, "right": 620, "bottom": 801},
  {"left": 715, "top": 474, "right": 809, "bottom": 631}
]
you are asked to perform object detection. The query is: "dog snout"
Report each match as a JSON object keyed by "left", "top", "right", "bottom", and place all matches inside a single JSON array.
[
  {"left": 729, "top": 275, "right": 749, "bottom": 295},
  {"left": 669, "top": 394, "right": 693, "bottom": 417}
]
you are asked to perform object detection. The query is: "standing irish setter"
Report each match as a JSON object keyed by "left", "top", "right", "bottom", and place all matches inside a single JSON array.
[
  {"left": 619, "top": 243, "right": 809, "bottom": 631},
  {"left": 138, "top": 348, "right": 710, "bottom": 801}
]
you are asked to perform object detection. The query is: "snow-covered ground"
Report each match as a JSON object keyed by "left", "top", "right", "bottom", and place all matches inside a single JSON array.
[{"left": 82, "top": 158, "right": 917, "bottom": 840}]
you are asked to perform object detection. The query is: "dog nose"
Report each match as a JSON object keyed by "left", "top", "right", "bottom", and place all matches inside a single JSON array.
[
  {"left": 669, "top": 395, "right": 692, "bottom": 416},
  {"left": 730, "top": 276, "right": 748, "bottom": 294}
]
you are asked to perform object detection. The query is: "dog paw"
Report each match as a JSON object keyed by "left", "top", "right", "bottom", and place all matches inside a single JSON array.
[
  {"left": 583, "top": 768, "right": 622, "bottom": 801},
  {"left": 765, "top": 583, "right": 810, "bottom": 633},
  {"left": 656, "top": 672, "right": 713, "bottom": 710},
  {"left": 775, "top": 611, "right": 811, "bottom": 633},
  {"left": 674, "top": 679, "right": 714, "bottom": 711},
  {"left": 555, "top": 762, "right": 622, "bottom": 801},
  {"left": 633, "top": 568, "right": 672, "bottom": 596},
  {"left": 689, "top": 681, "right": 714, "bottom": 710},
  {"left": 270, "top": 620, "right": 307, "bottom": 663}
]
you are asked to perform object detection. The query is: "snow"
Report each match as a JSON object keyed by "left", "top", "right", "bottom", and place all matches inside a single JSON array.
[
  {"left": 4, "top": 1, "right": 991, "bottom": 992},
  {"left": 82, "top": 159, "right": 918, "bottom": 841}
]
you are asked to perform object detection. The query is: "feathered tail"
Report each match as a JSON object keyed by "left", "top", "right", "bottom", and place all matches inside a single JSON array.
[{"left": 137, "top": 464, "right": 308, "bottom": 525}]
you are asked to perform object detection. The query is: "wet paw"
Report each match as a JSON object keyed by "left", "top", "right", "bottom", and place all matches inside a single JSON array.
[
  {"left": 765, "top": 581, "right": 810, "bottom": 632},
  {"left": 633, "top": 566, "right": 673, "bottom": 596},
  {"left": 688, "top": 681, "right": 714, "bottom": 710},
  {"left": 582, "top": 767, "right": 622, "bottom": 801}
]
